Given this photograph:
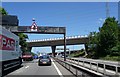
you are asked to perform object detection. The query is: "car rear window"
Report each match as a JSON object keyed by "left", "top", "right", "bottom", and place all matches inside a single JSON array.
[{"left": 40, "top": 55, "right": 49, "bottom": 59}]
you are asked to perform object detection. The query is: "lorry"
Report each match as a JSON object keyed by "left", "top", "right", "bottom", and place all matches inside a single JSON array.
[{"left": 0, "top": 26, "right": 22, "bottom": 76}]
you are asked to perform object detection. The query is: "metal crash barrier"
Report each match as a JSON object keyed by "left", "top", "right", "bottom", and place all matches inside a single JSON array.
[
  {"left": 53, "top": 57, "right": 101, "bottom": 77},
  {"left": 53, "top": 57, "right": 120, "bottom": 77},
  {"left": 67, "top": 57, "right": 120, "bottom": 77}
]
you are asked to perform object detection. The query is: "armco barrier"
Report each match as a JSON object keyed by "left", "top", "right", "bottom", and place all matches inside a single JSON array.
[
  {"left": 53, "top": 57, "right": 103, "bottom": 77},
  {"left": 67, "top": 57, "right": 120, "bottom": 77}
]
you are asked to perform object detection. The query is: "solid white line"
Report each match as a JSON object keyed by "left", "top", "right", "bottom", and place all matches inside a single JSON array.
[{"left": 51, "top": 58, "right": 64, "bottom": 77}]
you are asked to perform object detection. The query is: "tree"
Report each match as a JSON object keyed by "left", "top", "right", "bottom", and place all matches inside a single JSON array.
[
  {"left": 118, "top": 25, "right": 120, "bottom": 41},
  {"left": 88, "top": 32, "right": 99, "bottom": 46},
  {"left": 0, "top": 7, "right": 8, "bottom": 15},
  {"left": 88, "top": 17, "right": 120, "bottom": 58},
  {"left": 88, "top": 32, "right": 101, "bottom": 58},
  {"left": 98, "top": 17, "right": 119, "bottom": 56},
  {"left": 110, "top": 24, "right": 120, "bottom": 56},
  {"left": 17, "top": 33, "right": 28, "bottom": 53}
]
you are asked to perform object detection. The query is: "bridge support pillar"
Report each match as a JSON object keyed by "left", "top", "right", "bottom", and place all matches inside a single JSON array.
[
  {"left": 84, "top": 44, "right": 88, "bottom": 56},
  {"left": 27, "top": 47, "right": 32, "bottom": 52},
  {"left": 51, "top": 46, "right": 56, "bottom": 57}
]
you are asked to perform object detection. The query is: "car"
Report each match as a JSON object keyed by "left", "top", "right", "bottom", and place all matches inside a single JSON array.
[
  {"left": 22, "top": 52, "right": 33, "bottom": 61},
  {"left": 33, "top": 55, "right": 38, "bottom": 59},
  {"left": 38, "top": 55, "right": 51, "bottom": 66}
]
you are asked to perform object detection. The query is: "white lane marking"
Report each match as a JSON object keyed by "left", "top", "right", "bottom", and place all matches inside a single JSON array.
[
  {"left": 51, "top": 58, "right": 64, "bottom": 77},
  {"left": 25, "top": 66, "right": 29, "bottom": 68}
]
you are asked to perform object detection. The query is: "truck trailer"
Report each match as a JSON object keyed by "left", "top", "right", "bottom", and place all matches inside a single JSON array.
[{"left": 0, "top": 26, "right": 22, "bottom": 76}]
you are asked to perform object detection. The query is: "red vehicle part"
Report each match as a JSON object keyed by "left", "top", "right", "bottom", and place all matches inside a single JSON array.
[{"left": 22, "top": 55, "right": 33, "bottom": 61}]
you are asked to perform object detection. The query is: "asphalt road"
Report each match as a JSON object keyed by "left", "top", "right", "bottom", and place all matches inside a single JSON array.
[{"left": 4, "top": 58, "right": 75, "bottom": 77}]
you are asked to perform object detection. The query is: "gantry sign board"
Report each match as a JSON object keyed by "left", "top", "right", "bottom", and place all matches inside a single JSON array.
[{"left": 12, "top": 26, "right": 66, "bottom": 34}]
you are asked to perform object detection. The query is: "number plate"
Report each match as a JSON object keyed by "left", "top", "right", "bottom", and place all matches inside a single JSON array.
[{"left": 43, "top": 62, "right": 47, "bottom": 64}]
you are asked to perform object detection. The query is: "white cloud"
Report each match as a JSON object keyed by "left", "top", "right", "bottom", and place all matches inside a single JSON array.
[
  {"left": 97, "top": 18, "right": 105, "bottom": 24},
  {"left": 99, "top": 18, "right": 105, "bottom": 22}
]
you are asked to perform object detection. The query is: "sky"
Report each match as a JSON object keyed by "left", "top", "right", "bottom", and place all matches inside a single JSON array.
[
  {"left": 1, "top": 0, "right": 120, "bottom": 2},
  {"left": 118, "top": 1, "right": 120, "bottom": 23},
  {"left": 1, "top": 2, "right": 118, "bottom": 54}
]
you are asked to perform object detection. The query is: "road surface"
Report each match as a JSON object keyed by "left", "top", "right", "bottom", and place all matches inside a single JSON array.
[{"left": 4, "top": 58, "right": 75, "bottom": 77}]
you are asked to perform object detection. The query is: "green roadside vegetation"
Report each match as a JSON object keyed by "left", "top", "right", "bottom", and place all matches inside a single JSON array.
[
  {"left": 87, "top": 17, "right": 120, "bottom": 61},
  {"left": 70, "top": 17, "right": 120, "bottom": 61},
  {"left": 0, "top": 7, "right": 8, "bottom": 15},
  {"left": 70, "top": 49, "right": 85, "bottom": 57},
  {"left": 17, "top": 33, "right": 29, "bottom": 53},
  {"left": 100, "top": 55, "right": 120, "bottom": 61}
]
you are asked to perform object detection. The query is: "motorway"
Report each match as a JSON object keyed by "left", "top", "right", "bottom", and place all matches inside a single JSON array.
[
  {"left": 4, "top": 57, "right": 118, "bottom": 77},
  {"left": 4, "top": 58, "right": 75, "bottom": 77}
]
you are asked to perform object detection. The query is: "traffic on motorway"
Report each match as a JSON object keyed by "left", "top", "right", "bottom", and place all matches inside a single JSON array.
[{"left": 1, "top": 2, "right": 120, "bottom": 77}]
